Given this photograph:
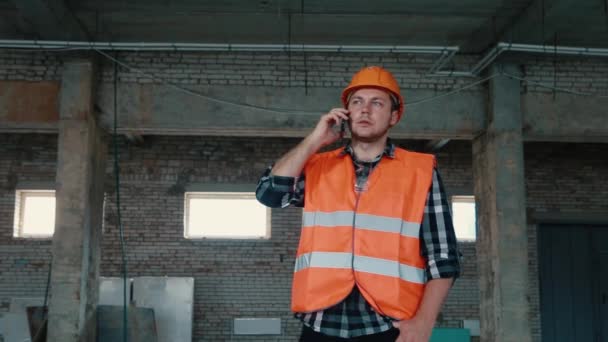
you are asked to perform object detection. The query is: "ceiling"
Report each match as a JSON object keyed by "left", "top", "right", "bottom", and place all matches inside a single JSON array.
[{"left": 0, "top": 0, "right": 607, "bottom": 53}]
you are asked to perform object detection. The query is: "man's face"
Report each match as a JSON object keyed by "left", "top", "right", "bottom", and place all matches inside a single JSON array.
[{"left": 346, "top": 88, "right": 399, "bottom": 143}]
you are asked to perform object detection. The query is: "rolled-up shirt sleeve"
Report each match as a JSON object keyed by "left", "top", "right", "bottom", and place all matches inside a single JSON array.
[
  {"left": 420, "top": 169, "right": 461, "bottom": 281},
  {"left": 255, "top": 165, "right": 305, "bottom": 208}
]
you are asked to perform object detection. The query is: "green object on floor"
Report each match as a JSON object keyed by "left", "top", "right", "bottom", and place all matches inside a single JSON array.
[{"left": 430, "top": 328, "right": 470, "bottom": 342}]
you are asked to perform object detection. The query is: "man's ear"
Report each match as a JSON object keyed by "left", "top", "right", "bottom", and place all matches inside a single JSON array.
[{"left": 389, "top": 110, "right": 399, "bottom": 126}]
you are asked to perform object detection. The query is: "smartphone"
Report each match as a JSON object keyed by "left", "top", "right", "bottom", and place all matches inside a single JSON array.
[{"left": 340, "top": 108, "right": 349, "bottom": 137}]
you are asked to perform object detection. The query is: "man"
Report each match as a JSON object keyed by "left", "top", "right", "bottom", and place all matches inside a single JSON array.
[{"left": 256, "top": 66, "right": 460, "bottom": 342}]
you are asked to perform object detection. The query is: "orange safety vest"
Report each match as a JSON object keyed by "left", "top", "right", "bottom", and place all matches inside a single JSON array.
[{"left": 291, "top": 147, "right": 435, "bottom": 320}]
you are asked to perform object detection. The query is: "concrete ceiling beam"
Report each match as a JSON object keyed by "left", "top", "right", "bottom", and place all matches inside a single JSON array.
[{"left": 10, "top": 0, "right": 89, "bottom": 40}]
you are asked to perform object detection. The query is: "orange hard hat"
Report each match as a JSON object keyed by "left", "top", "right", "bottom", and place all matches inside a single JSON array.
[{"left": 341, "top": 66, "right": 404, "bottom": 119}]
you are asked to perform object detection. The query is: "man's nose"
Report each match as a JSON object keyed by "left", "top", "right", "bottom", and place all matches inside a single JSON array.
[{"left": 361, "top": 101, "right": 371, "bottom": 113}]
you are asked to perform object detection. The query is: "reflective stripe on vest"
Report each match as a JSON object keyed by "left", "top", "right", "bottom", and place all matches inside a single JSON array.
[
  {"left": 302, "top": 211, "right": 420, "bottom": 238},
  {"left": 295, "top": 251, "right": 427, "bottom": 284}
]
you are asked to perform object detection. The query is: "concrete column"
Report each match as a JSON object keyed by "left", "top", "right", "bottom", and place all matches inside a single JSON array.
[
  {"left": 472, "top": 64, "right": 532, "bottom": 342},
  {"left": 48, "top": 58, "right": 106, "bottom": 342}
]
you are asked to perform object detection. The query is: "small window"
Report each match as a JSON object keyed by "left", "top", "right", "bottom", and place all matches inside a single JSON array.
[
  {"left": 451, "top": 195, "right": 476, "bottom": 241},
  {"left": 13, "top": 190, "right": 56, "bottom": 238},
  {"left": 184, "top": 192, "right": 270, "bottom": 239}
]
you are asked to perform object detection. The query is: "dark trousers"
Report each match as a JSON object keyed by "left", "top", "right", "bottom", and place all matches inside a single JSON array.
[{"left": 299, "top": 325, "right": 400, "bottom": 342}]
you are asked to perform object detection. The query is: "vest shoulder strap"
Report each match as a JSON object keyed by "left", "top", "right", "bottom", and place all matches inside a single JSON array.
[{"left": 393, "top": 147, "right": 436, "bottom": 169}]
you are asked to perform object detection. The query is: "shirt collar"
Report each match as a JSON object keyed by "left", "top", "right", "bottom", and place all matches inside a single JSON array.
[{"left": 339, "top": 139, "right": 396, "bottom": 160}]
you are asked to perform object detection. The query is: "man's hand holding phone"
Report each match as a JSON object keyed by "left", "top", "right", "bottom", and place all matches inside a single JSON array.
[{"left": 307, "top": 108, "right": 350, "bottom": 149}]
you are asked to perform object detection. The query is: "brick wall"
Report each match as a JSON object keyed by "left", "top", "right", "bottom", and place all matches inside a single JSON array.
[
  {"left": 0, "top": 49, "right": 482, "bottom": 91},
  {"left": 100, "top": 52, "right": 480, "bottom": 92},
  {"left": 0, "top": 134, "right": 56, "bottom": 311},
  {"left": 0, "top": 50, "right": 62, "bottom": 81},
  {"left": 2, "top": 133, "right": 606, "bottom": 341},
  {"left": 1, "top": 49, "right": 608, "bottom": 341},
  {"left": 433, "top": 141, "right": 479, "bottom": 333},
  {"left": 3, "top": 49, "right": 608, "bottom": 98},
  {"left": 101, "top": 136, "right": 302, "bottom": 341},
  {"left": 521, "top": 56, "right": 608, "bottom": 95}
]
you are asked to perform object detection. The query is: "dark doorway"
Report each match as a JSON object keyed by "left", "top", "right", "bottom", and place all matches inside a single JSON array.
[
  {"left": 538, "top": 224, "right": 608, "bottom": 342},
  {"left": 596, "top": 229, "right": 608, "bottom": 342}
]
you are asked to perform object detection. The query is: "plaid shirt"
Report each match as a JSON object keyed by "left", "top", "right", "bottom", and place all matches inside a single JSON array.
[{"left": 255, "top": 141, "right": 460, "bottom": 338}]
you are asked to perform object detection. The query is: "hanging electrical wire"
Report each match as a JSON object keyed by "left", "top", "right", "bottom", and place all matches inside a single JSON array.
[
  {"left": 541, "top": 0, "right": 546, "bottom": 45},
  {"left": 604, "top": 0, "right": 608, "bottom": 33},
  {"left": 94, "top": 48, "right": 608, "bottom": 120},
  {"left": 288, "top": 12, "right": 292, "bottom": 88},
  {"left": 94, "top": 49, "right": 490, "bottom": 113},
  {"left": 300, "top": 0, "right": 309, "bottom": 95},
  {"left": 407, "top": 74, "right": 499, "bottom": 105},
  {"left": 95, "top": 49, "right": 322, "bottom": 115},
  {"left": 30, "top": 256, "right": 52, "bottom": 342},
  {"left": 112, "top": 54, "right": 129, "bottom": 342},
  {"left": 553, "top": 34, "right": 558, "bottom": 100},
  {"left": 502, "top": 72, "right": 608, "bottom": 98}
]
